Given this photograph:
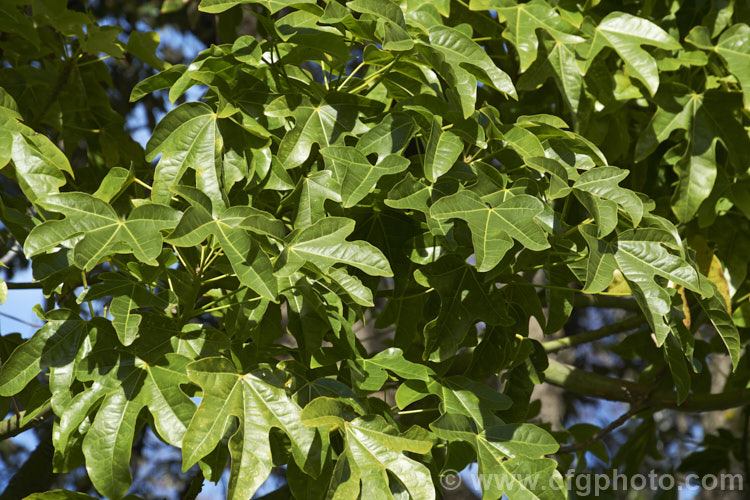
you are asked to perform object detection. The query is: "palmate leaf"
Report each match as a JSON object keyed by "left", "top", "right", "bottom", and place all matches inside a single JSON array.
[
  {"left": 320, "top": 146, "right": 409, "bottom": 207},
  {"left": 572, "top": 166, "right": 644, "bottom": 237},
  {"left": 518, "top": 38, "right": 585, "bottom": 115},
  {"left": 276, "top": 217, "right": 392, "bottom": 278},
  {"left": 357, "top": 112, "right": 415, "bottom": 162},
  {"left": 24, "top": 193, "right": 179, "bottom": 270},
  {"left": 78, "top": 273, "right": 168, "bottom": 346},
  {"left": 417, "top": 25, "right": 516, "bottom": 117},
  {"left": 489, "top": 0, "right": 584, "bottom": 73},
  {"left": 0, "top": 105, "right": 73, "bottom": 202},
  {"left": 415, "top": 256, "right": 513, "bottom": 361},
  {"left": 198, "top": 0, "right": 316, "bottom": 14},
  {"left": 693, "top": 282, "right": 741, "bottom": 369},
  {"left": 687, "top": 24, "right": 750, "bottom": 110},
  {"left": 292, "top": 170, "right": 341, "bottom": 228},
  {"left": 431, "top": 414, "right": 563, "bottom": 500},
  {"left": 60, "top": 325, "right": 196, "bottom": 499},
  {"left": 427, "top": 376, "right": 512, "bottom": 429},
  {"left": 427, "top": 26, "right": 516, "bottom": 97},
  {"left": 265, "top": 92, "right": 384, "bottom": 169},
  {"left": 581, "top": 12, "right": 681, "bottom": 96},
  {"left": 0, "top": 311, "right": 97, "bottom": 407},
  {"left": 430, "top": 190, "right": 550, "bottom": 272},
  {"left": 145, "top": 102, "right": 225, "bottom": 211},
  {"left": 301, "top": 399, "right": 435, "bottom": 500},
  {"left": 182, "top": 357, "right": 325, "bottom": 500},
  {"left": 81, "top": 356, "right": 195, "bottom": 498},
  {"left": 348, "top": 347, "right": 434, "bottom": 392},
  {"left": 636, "top": 86, "right": 750, "bottom": 221},
  {"left": 581, "top": 225, "right": 702, "bottom": 345},
  {"left": 166, "top": 203, "right": 278, "bottom": 299},
  {"left": 423, "top": 117, "right": 463, "bottom": 183}
]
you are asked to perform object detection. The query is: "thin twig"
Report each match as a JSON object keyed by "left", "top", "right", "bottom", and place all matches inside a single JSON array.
[
  {"left": 556, "top": 405, "right": 646, "bottom": 454},
  {"left": 0, "top": 312, "right": 43, "bottom": 328}
]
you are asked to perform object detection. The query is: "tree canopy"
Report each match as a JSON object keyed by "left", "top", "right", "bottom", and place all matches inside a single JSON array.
[{"left": 1, "top": 0, "right": 750, "bottom": 498}]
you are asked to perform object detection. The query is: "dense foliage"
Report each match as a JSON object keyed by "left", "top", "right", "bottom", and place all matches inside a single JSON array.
[{"left": 2, "top": 0, "right": 750, "bottom": 498}]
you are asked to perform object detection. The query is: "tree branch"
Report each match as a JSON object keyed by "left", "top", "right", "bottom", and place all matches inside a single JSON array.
[
  {"left": 3, "top": 282, "right": 44, "bottom": 290},
  {"left": 0, "top": 312, "right": 43, "bottom": 328},
  {"left": 0, "top": 402, "right": 54, "bottom": 441},
  {"left": 544, "top": 359, "right": 750, "bottom": 412},
  {"left": 556, "top": 405, "right": 646, "bottom": 454},
  {"left": 0, "top": 242, "right": 22, "bottom": 267},
  {"left": 573, "top": 294, "right": 641, "bottom": 311},
  {"left": 542, "top": 316, "right": 646, "bottom": 353}
]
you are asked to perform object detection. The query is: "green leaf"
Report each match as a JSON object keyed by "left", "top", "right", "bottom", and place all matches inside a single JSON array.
[
  {"left": 518, "top": 38, "right": 586, "bottom": 115},
  {"left": 93, "top": 166, "right": 134, "bottom": 203},
  {"left": 130, "top": 65, "right": 187, "bottom": 102},
  {"left": 430, "top": 190, "right": 550, "bottom": 272},
  {"left": 302, "top": 408, "right": 435, "bottom": 500},
  {"left": 265, "top": 93, "right": 383, "bottom": 169},
  {"left": 416, "top": 257, "right": 513, "bottom": 361},
  {"left": 423, "top": 117, "right": 463, "bottom": 182},
  {"left": 79, "top": 273, "right": 168, "bottom": 346},
  {"left": 167, "top": 204, "right": 278, "bottom": 299},
  {"left": 582, "top": 12, "right": 681, "bottom": 96},
  {"left": 428, "top": 376, "right": 511, "bottom": 429},
  {"left": 694, "top": 283, "right": 741, "bottom": 370},
  {"left": 127, "top": 30, "right": 168, "bottom": 71},
  {"left": 146, "top": 102, "right": 225, "bottom": 211},
  {"left": 80, "top": 347, "right": 195, "bottom": 499},
  {"left": 292, "top": 170, "right": 342, "bottom": 227},
  {"left": 349, "top": 348, "right": 434, "bottom": 392},
  {"left": 349, "top": 0, "right": 406, "bottom": 27},
  {"left": 0, "top": 3, "right": 39, "bottom": 47},
  {"left": 691, "top": 24, "right": 750, "bottom": 110},
  {"left": 321, "top": 146, "right": 409, "bottom": 207},
  {"left": 431, "top": 414, "right": 563, "bottom": 500},
  {"left": 356, "top": 112, "right": 416, "bottom": 161},
  {"left": 182, "top": 357, "right": 324, "bottom": 499},
  {"left": 664, "top": 331, "right": 690, "bottom": 405},
  {"left": 198, "top": 0, "right": 316, "bottom": 14},
  {"left": 494, "top": 0, "right": 584, "bottom": 72},
  {"left": 636, "top": 86, "right": 750, "bottom": 222},
  {"left": 23, "top": 491, "right": 99, "bottom": 499},
  {"left": 573, "top": 166, "right": 644, "bottom": 235},
  {"left": 427, "top": 25, "right": 516, "bottom": 97},
  {"left": 24, "top": 193, "right": 179, "bottom": 270},
  {"left": 0, "top": 312, "right": 92, "bottom": 398},
  {"left": 276, "top": 217, "right": 392, "bottom": 277},
  {"left": 7, "top": 127, "right": 72, "bottom": 203},
  {"left": 581, "top": 225, "right": 701, "bottom": 345}
]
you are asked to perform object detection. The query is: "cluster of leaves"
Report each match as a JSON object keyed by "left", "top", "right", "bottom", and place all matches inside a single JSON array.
[{"left": 1, "top": 0, "right": 750, "bottom": 498}]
